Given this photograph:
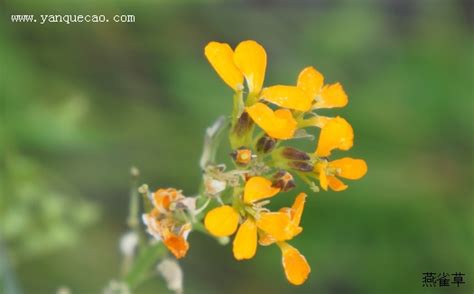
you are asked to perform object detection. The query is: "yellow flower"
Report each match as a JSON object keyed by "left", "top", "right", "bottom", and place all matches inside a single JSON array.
[
  {"left": 246, "top": 102, "right": 297, "bottom": 140},
  {"left": 258, "top": 192, "right": 306, "bottom": 245},
  {"left": 259, "top": 65, "right": 349, "bottom": 112},
  {"left": 205, "top": 40, "right": 266, "bottom": 94},
  {"left": 315, "top": 157, "right": 368, "bottom": 191},
  {"left": 258, "top": 193, "right": 310, "bottom": 286},
  {"left": 204, "top": 176, "right": 280, "bottom": 260},
  {"left": 315, "top": 116, "right": 354, "bottom": 157},
  {"left": 142, "top": 189, "right": 192, "bottom": 259},
  {"left": 205, "top": 40, "right": 313, "bottom": 111},
  {"left": 297, "top": 66, "right": 348, "bottom": 109},
  {"left": 205, "top": 190, "right": 311, "bottom": 285}
]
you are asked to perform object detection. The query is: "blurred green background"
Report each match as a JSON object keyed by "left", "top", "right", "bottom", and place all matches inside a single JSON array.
[{"left": 1, "top": 0, "right": 473, "bottom": 293}]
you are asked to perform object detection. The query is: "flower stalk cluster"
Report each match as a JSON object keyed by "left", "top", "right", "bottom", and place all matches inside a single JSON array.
[{"left": 136, "top": 40, "right": 367, "bottom": 289}]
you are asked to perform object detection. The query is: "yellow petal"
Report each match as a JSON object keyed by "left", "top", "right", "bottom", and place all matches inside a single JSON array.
[
  {"left": 204, "top": 205, "right": 239, "bottom": 237},
  {"left": 297, "top": 66, "right": 324, "bottom": 98},
  {"left": 205, "top": 41, "right": 244, "bottom": 91},
  {"left": 261, "top": 85, "right": 312, "bottom": 111},
  {"left": 330, "top": 157, "right": 367, "bottom": 180},
  {"left": 256, "top": 212, "right": 292, "bottom": 241},
  {"left": 290, "top": 193, "right": 306, "bottom": 228},
  {"left": 314, "top": 83, "right": 348, "bottom": 109},
  {"left": 314, "top": 162, "right": 328, "bottom": 191},
  {"left": 163, "top": 234, "right": 189, "bottom": 259},
  {"left": 234, "top": 40, "right": 266, "bottom": 94},
  {"left": 315, "top": 116, "right": 354, "bottom": 157},
  {"left": 233, "top": 219, "right": 258, "bottom": 260},
  {"left": 243, "top": 176, "right": 280, "bottom": 203},
  {"left": 278, "top": 242, "right": 311, "bottom": 286},
  {"left": 327, "top": 176, "right": 348, "bottom": 191},
  {"left": 246, "top": 103, "right": 297, "bottom": 140},
  {"left": 274, "top": 108, "right": 298, "bottom": 135}
]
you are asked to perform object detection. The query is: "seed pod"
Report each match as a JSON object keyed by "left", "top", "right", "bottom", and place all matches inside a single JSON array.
[
  {"left": 289, "top": 161, "right": 314, "bottom": 172},
  {"left": 272, "top": 170, "right": 296, "bottom": 192},
  {"left": 282, "top": 147, "right": 310, "bottom": 161},
  {"left": 230, "top": 147, "right": 253, "bottom": 166},
  {"left": 256, "top": 135, "right": 276, "bottom": 153}
]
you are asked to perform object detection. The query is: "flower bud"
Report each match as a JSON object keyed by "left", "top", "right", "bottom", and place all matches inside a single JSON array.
[
  {"left": 256, "top": 135, "right": 276, "bottom": 153},
  {"left": 282, "top": 147, "right": 310, "bottom": 161},
  {"left": 233, "top": 111, "right": 253, "bottom": 137},
  {"left": 289, "top": 161, "right": 314, "bottom": 172},
  {"left": 272, "top": 170, "right": 296, "bottom": 192}
]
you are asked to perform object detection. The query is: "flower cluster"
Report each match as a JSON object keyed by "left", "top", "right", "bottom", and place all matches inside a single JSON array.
[
  {"left": 142, "top": 188, "right": 193, "bottom": 259},
  {"left": 141, "top": 40, "right": 367, "bottom": 287}
]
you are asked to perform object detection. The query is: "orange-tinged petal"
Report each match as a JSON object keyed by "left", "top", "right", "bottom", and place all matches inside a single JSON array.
[
  {"left": 327, "top": 176, "right": 348, "bottom": 191},
  {"left": 243, "top": 176, "right": 280, "bottom": 203},
  {"left": 261, "top": 85, "right": 313, "bottom": 111},
  {"left": 204, "top": 205, "right": 239, "bottom": 237},
  {"left": 204, "top": 41, "right": 244, "bottom": 91},
  {"left": 330, "top": 158, "right": 368, "bottom": 180},
  {"left": 278, "top": 242, "right": 311, "bottom": 286},
  {"left": 297, "top": 66, "right": 324, "bottom": 98},
  {"left": 315, "top": 116, "right": 354, "bottom": 157},
  {"left": 163, "top": 234, "right": 189, "bottom": 259},
  {"left": 234, "top": 40, "right": 266, "bottom": 94},
  {"left": 153, "top": 188, "right": 181, "bottom": 210},
  {"left": 233, "top": 219, "right": 258, "bottom": 260},
  {"left": 314, "top": 82, "right": 348, "bottom": 109},
  {"left": 290, "top": 193, "right": 306, "bottom": 227},
  {"left": 256, "top": 212, "right": 292, "bottom": 241},
  {"left": 246, "top": 102, "right": 297, "bottom": 140}
]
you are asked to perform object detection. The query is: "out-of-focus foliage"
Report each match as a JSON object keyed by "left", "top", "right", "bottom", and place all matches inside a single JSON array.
[
  {"left": 0, "top": 29, "right": 98, "bottom": 260},
  {"left": 2, "top": 0, "right": 473, "bottom": 293}
]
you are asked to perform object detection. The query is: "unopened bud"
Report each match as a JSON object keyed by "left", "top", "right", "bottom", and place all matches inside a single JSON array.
[
  {"left": 138, "top": 184, "right": 149, "bottom": 194},
  {"left": 130, "top": 166, "right": 140, "bottom": 177},
  {"left": 233, "top": 111, "right": 253, "bottom": 137},
  {"left": 256, "top": 135, "right": 276, "bottom": 153},
  {"left": 272, "top": 170, "right": 296, "bottom": 192},
  {"left": 282, "top": 147, "right": 310, "bottom": 161},
  {"left": 289, "top": 161, "right": 314, "bottom": 172}
]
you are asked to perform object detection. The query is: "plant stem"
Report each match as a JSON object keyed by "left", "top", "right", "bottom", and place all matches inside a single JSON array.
[{"left": 127, "top": 167, "right": 140, "bottom": 233}]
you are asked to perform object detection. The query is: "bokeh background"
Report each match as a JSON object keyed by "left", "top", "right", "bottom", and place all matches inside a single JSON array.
[{"left": 2, "top": 0, "right": 473, "bottom": 293}]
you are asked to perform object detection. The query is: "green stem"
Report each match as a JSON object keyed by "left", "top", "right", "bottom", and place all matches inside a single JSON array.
[
  {"left": 127, "top": 168, "right": 140, "bottom": 233},
  {"left": 231, "top": 91, "right": 244, "bottom": 128}
]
